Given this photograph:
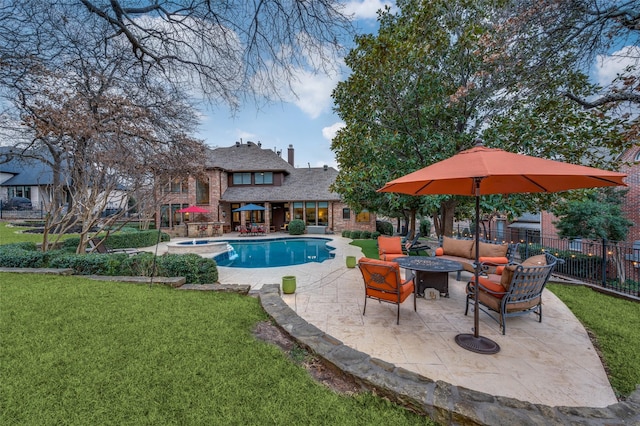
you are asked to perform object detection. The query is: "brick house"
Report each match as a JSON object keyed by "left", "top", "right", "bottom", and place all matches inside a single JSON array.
[
  {"left": 157, "top": 141, "right": 376, "bottom": 235},
  {"left": 541, "top": 144, "right": 640, "bottom": 244}
]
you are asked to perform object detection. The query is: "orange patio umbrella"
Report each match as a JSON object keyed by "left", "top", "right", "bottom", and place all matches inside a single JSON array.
[{"left": 379, "top": 140, "right": 627, "bottom": 354}]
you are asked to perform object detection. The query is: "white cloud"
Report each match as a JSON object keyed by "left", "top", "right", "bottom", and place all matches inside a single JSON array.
[
  {"left": 341, "top": 0, "right": 395, "bottom": 20},
  {"left": 595, "top": 45, "right": 640, "bottom": 87},
  {"left": 322, "top": 122, "right": 346, "bottom": 142},
  {"left": 284, "top": 70, "right": 340, "bottom": 119},
  {"left": 236, "top": 129, "right": 258, "bottom": 141}
]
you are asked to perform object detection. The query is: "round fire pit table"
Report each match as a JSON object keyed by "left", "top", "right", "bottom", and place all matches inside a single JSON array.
[{"left": 396, "top": 256, "right": 464, "bottom": 298}]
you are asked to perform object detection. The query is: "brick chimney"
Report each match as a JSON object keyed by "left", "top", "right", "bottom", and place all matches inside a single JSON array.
[{"left": 287, "top": 144, "right": 294, "bottom": 166}]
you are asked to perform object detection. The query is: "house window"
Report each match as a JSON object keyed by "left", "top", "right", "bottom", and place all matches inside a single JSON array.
[
  {"left": 196, "top": 179, "right": 209, "bottom": 204},
  {"left": 170, "top": 178, "right": 188, "bottom": 193},
  {"left": 342, "top": 208, "right": 350, "bottom": 219},
  {"left": 255, "top": 172, "right": 273, "bottom": 184},
  {"left": 635, "top": 150, "right": 640, "bottom": 162},
  {"left": 293, "top": 202, "right": 304, "bottom": 221},
  {"left": 233, "top": 173, "right": 251, "bottom": 185},
  {"left": 305, "top": 202, "right": 316, "bottom": 225},
  {"left": 8, "top": 186, "right": 31, "bottom": 199},
  {"left": 318, "top": 202, "right": 328, "bottom": 226},
  {"left": 569, "top": 238, "right": 582, "bottom": 252},
  {"left": 356, "top": 209, "right": 370, "bottom": 223}
]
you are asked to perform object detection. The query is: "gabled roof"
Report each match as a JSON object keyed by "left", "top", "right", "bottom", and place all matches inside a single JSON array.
[
  {"left": 221, "top": 167, "right": 341, "bottom": 202},
  {"left": 0, "top": 147, "right": 54, "bottom": 186},
  {"left": 207, "top": 142, "right": 295, "bottom": 173}
]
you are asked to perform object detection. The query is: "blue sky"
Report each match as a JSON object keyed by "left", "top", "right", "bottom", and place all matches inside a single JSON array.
[
  {"left": 196, "top": 1, "right": 636, "bottom": 170},
  {"left": 196, "top": 0, "right": 392, "bottom": 170}
]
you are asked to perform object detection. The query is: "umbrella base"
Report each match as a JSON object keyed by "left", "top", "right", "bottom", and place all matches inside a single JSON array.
[{"left": 454, "top": 333, "right": 500, "bottom": 354}]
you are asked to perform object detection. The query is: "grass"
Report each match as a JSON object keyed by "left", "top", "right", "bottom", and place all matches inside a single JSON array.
[
  {"left": 0, "top": 221, "right": 78, "bottom": 245},
  {"left": 547, "top": 284, "right": 640, "bottom": 398},
  {"left": 350, "top": 238, "right": 640, "bottom": 399},
  {"left": 0, "top": 274, "right": 435, "bottom": 425}
]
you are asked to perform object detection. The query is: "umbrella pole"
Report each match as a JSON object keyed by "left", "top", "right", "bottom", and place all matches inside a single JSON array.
[{"left": 454, "top": 179, "right": 500, "bottom": 354}]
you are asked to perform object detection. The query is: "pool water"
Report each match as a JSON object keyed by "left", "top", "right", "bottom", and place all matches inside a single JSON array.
[{"left": 214, "top": 237, "right": 336, "bottom": 268}]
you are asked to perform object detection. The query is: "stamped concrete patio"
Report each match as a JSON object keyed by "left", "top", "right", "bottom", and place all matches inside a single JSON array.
[{"left": 153, "top": 234, "right": 618, "bottom": 408}]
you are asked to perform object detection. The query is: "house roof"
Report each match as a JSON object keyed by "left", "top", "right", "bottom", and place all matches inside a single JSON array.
[
  {"left": 221, "top": 166, "right": 341, "bottom": 202},
  {"left": 207, "top": 142, "right": 295, "bottom": 173},
  {"left": 0, "top": 147, "right": 54, "bottom": 186}
]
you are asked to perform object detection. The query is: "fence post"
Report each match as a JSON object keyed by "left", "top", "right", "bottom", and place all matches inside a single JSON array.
[
  {"left": 525, "top": 230, "right": 530, "bottom": 259},
  {"left": 602, "top": 238, "right": 607, "bottom": 288}
]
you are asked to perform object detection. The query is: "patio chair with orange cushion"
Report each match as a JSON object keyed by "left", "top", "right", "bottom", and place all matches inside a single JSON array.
[
  {"left": 465, "top": 253, "right": 560, "bottom": 334},
  {"left": 358, "top": 257, "right": 416, "bottom": 324},
  {"left": 377, "top": 235, "right": 408, "bottom": 261}
]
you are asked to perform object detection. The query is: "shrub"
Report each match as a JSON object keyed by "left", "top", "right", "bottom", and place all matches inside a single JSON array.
[
  {"left": 156, "top": 253, "right": 218, "bottom": 283},
  {"left": 63, "top": 230, "right": 170, "bottom": 251},
  {"left": 371, "top": 231, "right": 381, "bottom": 239},
  {"left": 288, "top": 219, "right": 305, "bottom": 235},
  {"left": 119, "top": 252, "right": 158, "bottom": 277},
  {"left": 49, "top": 252, "right": 129, "bottom": 275},
  {"left": 419, "top": 219, "right": 431, "bottom": 237},
  {"left": 376, "top": 220, "right": 393, "bottom": 236},
  {"left": 350, "top": 230, "right": 362, "bottom": 239},
  {"left": 361, "top": 230, "right": 371, "bottom": 239},
  {"left": 341, "top": 230, "right": 351, "bottom": 238},
  {"left": 0, "top": 243, "right": 48, "bottom": 268}
]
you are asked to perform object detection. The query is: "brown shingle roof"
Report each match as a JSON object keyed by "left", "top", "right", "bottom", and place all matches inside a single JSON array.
[
  {"left": 206, "top": 142, "right": 294, "bottom": 173},
  {"left": 221, "top": 167, "right": 341, "bottom": 202}
]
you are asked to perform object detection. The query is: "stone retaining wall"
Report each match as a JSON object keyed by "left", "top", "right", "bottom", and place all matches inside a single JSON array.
[{"left": 258, "top": 284, "right": 640, "bottom": 426}]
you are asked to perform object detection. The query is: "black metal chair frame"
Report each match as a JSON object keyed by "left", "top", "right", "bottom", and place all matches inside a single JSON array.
[
  {"left": 358, "top": 259, "right": 416, "bottom": 325},
  {"left": 465, "top": 253, "right": 559, "bottom": 334}
]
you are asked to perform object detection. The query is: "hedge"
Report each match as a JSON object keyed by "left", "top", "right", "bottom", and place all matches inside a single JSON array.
[
  {"left": 0, "top": 243, "right": 217, "bottom": 284},
  {"left": 62, "top": 230, "right": 170, "bottom": 251}
]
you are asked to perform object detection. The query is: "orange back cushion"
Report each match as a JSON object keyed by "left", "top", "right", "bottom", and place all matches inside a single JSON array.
[{"left": 377, "top": 236, "right": 403, "bottom": 255}]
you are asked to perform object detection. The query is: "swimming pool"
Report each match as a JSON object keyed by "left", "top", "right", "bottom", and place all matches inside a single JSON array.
[{"left": 214, "top": 237, "right": 336, "bottom": 268}]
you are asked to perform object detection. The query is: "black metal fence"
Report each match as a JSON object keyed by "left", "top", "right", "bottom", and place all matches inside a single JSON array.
[
  {"left": 0, "top": 207, "right": 45, "bottom": 220},
  {"left": 518, "top": 230, "right": 640, "bottom": 297}
]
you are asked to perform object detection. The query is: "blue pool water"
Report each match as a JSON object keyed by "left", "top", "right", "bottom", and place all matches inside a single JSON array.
[{"left": 214, "top": 237, "right": 336, "bottom": 268}]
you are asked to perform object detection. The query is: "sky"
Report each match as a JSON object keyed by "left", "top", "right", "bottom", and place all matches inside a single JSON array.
[
  {"left": 196, "top": 0, "right": 394, "bottom": 170},
  {"left": 196, "top": 1, "right": 638, "bottom": 171}
]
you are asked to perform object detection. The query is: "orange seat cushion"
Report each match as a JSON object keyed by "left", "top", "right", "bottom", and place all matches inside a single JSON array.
[
  {"left": 358, "top": 257, "right": 414, "bottom": 303},
  {"left": 469, "top": 276, "right": 506, "bottom": 298},
  {"left": 478, "top": 256, "right": 509, "bottom": 264},
  {"left": 495, "top": 265, "right": 505, "bottom": 275}
]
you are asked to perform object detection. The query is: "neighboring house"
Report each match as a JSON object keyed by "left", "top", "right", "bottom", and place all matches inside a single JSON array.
[
  {"left": 157, "top": 141, "right": 376, "bottom": 234},
  {"left": 0, "top": 147, "right": 53, "bottom": 209},
  {"left": 0, "top": 146, "right": 128, "bottom": 215},
  {"left": 540, "top": 144, "right": 640, "bottom": 244}
]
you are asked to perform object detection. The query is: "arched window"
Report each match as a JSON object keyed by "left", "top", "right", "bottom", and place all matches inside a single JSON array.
[{"left": 635, "top": 149, "right": 640, "bottom": 162}]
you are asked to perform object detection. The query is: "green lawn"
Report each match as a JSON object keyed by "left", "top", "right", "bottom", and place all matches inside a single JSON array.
[
  {"left": 350, "top": 238, "right": 640, "bottom": 399},
  {"left": 0, "top": 221, "right": 78, "bottom": 245},
  {"left": 0, "top": 274, "right": 435, "bottom": 425}
]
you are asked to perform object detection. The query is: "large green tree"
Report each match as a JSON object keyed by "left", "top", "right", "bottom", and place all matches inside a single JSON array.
[
  {"left": 332, "top": 0, "right": 632, "bottom": 239},
  {"left": 332, "top": 0, "right": 500, "bottom": 237}
]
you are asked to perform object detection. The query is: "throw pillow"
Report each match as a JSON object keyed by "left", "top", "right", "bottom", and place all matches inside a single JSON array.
[
  {"left": 435, "top": 247, "right": 444, "bottom": 256},
  {"left": 472, "top": 241, "right": 508, "bottom": 259},
  {"left": 522, "top": 254, "right": 547, "bottom": 266},
  {"left": 442, "top": 236, "right": 474, "bottom": 258},
  {"left": 500, "top": 265, "right": 517, "bottom": 291}
]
